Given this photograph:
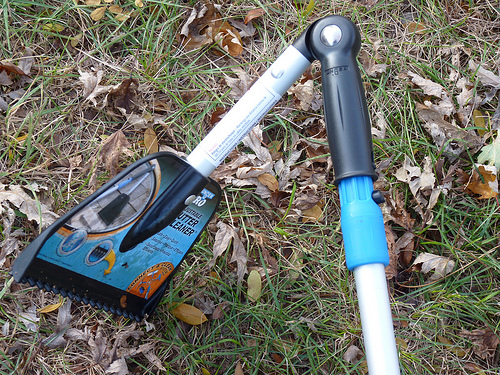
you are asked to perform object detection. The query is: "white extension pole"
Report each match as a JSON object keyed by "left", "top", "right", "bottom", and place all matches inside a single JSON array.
[
  {"left": 187, "top": 45, "right": 312, "bottom": 177},
  {"left": 354, "top": 263, "right": 400, "bottom": 375}
]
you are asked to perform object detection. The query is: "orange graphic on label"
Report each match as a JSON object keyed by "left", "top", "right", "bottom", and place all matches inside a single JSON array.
[{"left": 126, "top": 262, "right": 174, "bottom": 299}]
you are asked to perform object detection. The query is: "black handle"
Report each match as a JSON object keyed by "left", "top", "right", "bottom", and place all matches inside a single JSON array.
[
  {"left": 119, "top": 163, "right": 209, "bottom": 252},
  {"left": 294, "top": 16, "right": 376, "bottom": 183}
]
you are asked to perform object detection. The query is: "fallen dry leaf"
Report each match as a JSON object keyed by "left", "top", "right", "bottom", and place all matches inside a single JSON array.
[
  {"left": 343, "top": 345, "right": 364, "bottom": 364},
  {"left": 460, "top": 328, "right": 500, "bottom": 360},
  {"left": 18, "top": 47, "right": 34, "bottom": 76},
  {"left": 415, "top": 102, "right": 481, "bottom": 159},
  {"left": 170, "top": 303, "right": 208, "bottom": 325},
  {"left": 408, "top": 71, "right": 446, "bottom": 98},
  {"left": 0, "top": 183, "right": 58, "bottom": 228},
  {"left": 385, "top": 225, "right": 398, "bottom": 279},
  {"left": 225, "top": 67, "right": 253, "bottom": 100},
  {"left": 242, "top": 125, "right": 272, "bottom": 163},
  {"left": 0, "top": 61, "right": 26, "bottom": 79},
  {"left": 472, "top": 109, "right": 486, "bottom": 136},
  {"left": 436, "top": 335, "right": 467, "bottom": 358},
  {"left": 469, "top": 60, "right": 500, "bottom": 89},
  {"left": 38, "top": 299, "right": 65, "bottom": 314},
  {"left": 78, "top": 69, "right": 114, "bottom": 106},
  {"left": 0, "top": 70, "right": 13, "bottom": 86},
  {"left": 42, "top": 299, "right": 73, "bottom": 349},
  {"left": 247, "top": 269, "right": 262, "bottom": 302},
  {"left": 97, "top": 130, "right": 132, "bottom": 177},
  {"left": 234, "top": 361, "right": 244, "bottom": 375},
  {"left": 179, "top": 3, "right": 220, "bottom": 51},
  {"left": 229, "top": 18, "right": 256, "bottom": 38},
  {"left": 230, "top": 230, "right": 248, "bottom": 284},
  {"left": 244, "top": 8, "right": 265, "bottom": 24},
  {"left": 478, "top": 133, "right": 500, "bottom": 169},
  {"left": 90, "top": 6, "right": 107, "bottom": 21},
  {"left": 395, "top": 155, "right": 436, "bottom": 197},
  {"left": 413, "top": 252, "right": 455, "bottom": 282},
  {"left": 258, "top": 173, "right": 279, "bottom": 192},
  {"left": 144, "top": 127, "right": 158, "bottom": 154},
  {"left": 405, "top": 21, "right": 428, "bottom": 34},
  {"left": 0, "top": 205, "right": 21, "bottom": 266},
  {"left": 108, "top": 4, "right": 122, "bottom": 14},
  {"left": 179, "top": 3, "right": 243, "bottom": 57},
  {"left": 18, "top": 305, "right": 40, "bottom": 332},
  {"left": 110, "top": 77, "right": 139, "bottom": 114},
  {"left": 464, "top": 165, "right": 498, "bottom": 199},
  {"left": 301, "top": 203, "right": 323, "bottom": 222},
  {"left": 89, "top": 326, "right": 107, "bottom": 363},
  {"left": 213, "top": 21, "right": 244, "bottom": 57},
  {"left": 288, "top": 80, "right": 315, "bottom": 111},
  {"left": 210, "top": 221, "right": 235, "bottom": 267},
  {"left": 396, "top": 231, "right": 415, "bottom": 267}
]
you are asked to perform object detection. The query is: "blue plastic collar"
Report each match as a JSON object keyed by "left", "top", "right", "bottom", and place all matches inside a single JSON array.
[{"left": 338, "top": 176, "right": 389, "bottom": 270}]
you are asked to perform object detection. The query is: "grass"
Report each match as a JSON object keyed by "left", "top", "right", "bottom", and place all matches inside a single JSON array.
[{"left": 1, "top": 0, "right": 500, "bottom": 374}]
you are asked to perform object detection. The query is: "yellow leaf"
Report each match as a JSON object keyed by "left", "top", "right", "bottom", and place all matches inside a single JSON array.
[
  {"left": 201, "top": 369, "right": 211, "bottom": 375},
  {"left": 247, "top": 269, "right": 261, "bottom": 302},
  {"left": 473, "top": 109, "right": 486, "bottom": 136},
  {"left": 115, "top": 12, "right": 131, "bottom": 22},
  {"left": 43, "top": 23, "right": 65, "bottom": 32},
  {"left": 406, "top": 21, "right": 428, "bottom": 35},
  {"left": 170, "top": 303, "right": 207, "bottom": 325},
  {"left": 15, "top": 134, "right": 28, "bottom": 143},
  {"left": 437, "top": 335, "right": 467, "bottom": 357},
  {"left": 71, "top": 33, "right": 83, "bottom": 47},
  {"left": 103, "top": 0, "right": 114, "bottom": 2},
  {"left": 86, "top": 0, "right": 101, "bottom": 5},
  {"left": 90, "top": 6, "right": 107, "bottom": 21},
  {"left": 395, "top": 337, "right": 408, "bottom": 350},
  {"left": 302, "top": 203, "right": 323, "bottom": 222},
  {"left": 257, "top": 173, "right": 279, "bottom": 192},
  {"left": 135, "top": 0, "right": 144, "bottom": 7},
  {"left": 108, "top": 4, "right": 122, "bottom": 13},
  {"left": 302, "top": 0, "right": 315, "bottom": 16},
  {"left": 38, "top": 299, "right": 65, "bottom": 314},
  {"left": 144, "top": 127, "right": 158, "bottom": 154}
]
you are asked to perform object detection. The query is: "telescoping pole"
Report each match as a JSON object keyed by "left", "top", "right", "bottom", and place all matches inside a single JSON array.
[
  {"left": 295, "top": 16, "right": 401, "bottom": 374},
  {"left": 186, "top": 14, "right": 400, "bottom": 375}
]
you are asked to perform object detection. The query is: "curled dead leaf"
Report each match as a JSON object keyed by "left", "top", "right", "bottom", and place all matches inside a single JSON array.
[
  {"left": 97, "top": 130, "right": 133, "bottom": 177},
  {"left": 478, "top": 134, "right": 500, "bottom": 169},
  {"left": 38, "top": 299, "right": 65, "bottom": 314},
  {"left": 412, "top": 253, "right": 455, "bottom": 282},
  {"left": 343, "top": 345, "right": 364, "bottom": 364},
  {"left": 244, "top": 8, "right": 265, "bottom": 24},
  {"left": 460, "top": 328, "right": 500, "bottom": 360},
  {"left": 258, "top": 173, "right": 279, "bottom": 192},
  {"left": 213, "top": 22, "right": 244, "bottom": 57},
  {"left": 464, "top": 165, "right": 498, "bottom": 199}
]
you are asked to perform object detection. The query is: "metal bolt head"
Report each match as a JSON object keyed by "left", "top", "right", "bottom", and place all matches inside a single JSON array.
[{"left": 320, "top": 25, "right": 342, "bottom": 47}]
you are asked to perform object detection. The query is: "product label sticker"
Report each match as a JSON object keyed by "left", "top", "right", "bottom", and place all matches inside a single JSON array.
[{"left": 36, "top": 155, "right": 219, "bottom": 299}]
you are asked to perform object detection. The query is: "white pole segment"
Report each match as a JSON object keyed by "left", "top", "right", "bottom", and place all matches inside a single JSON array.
[
  {"left": 187, "top": 45, "right": 312, "bottom": 177},
  {"left": 354, "top": 263, "right": 400, "bottom": 375}
]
